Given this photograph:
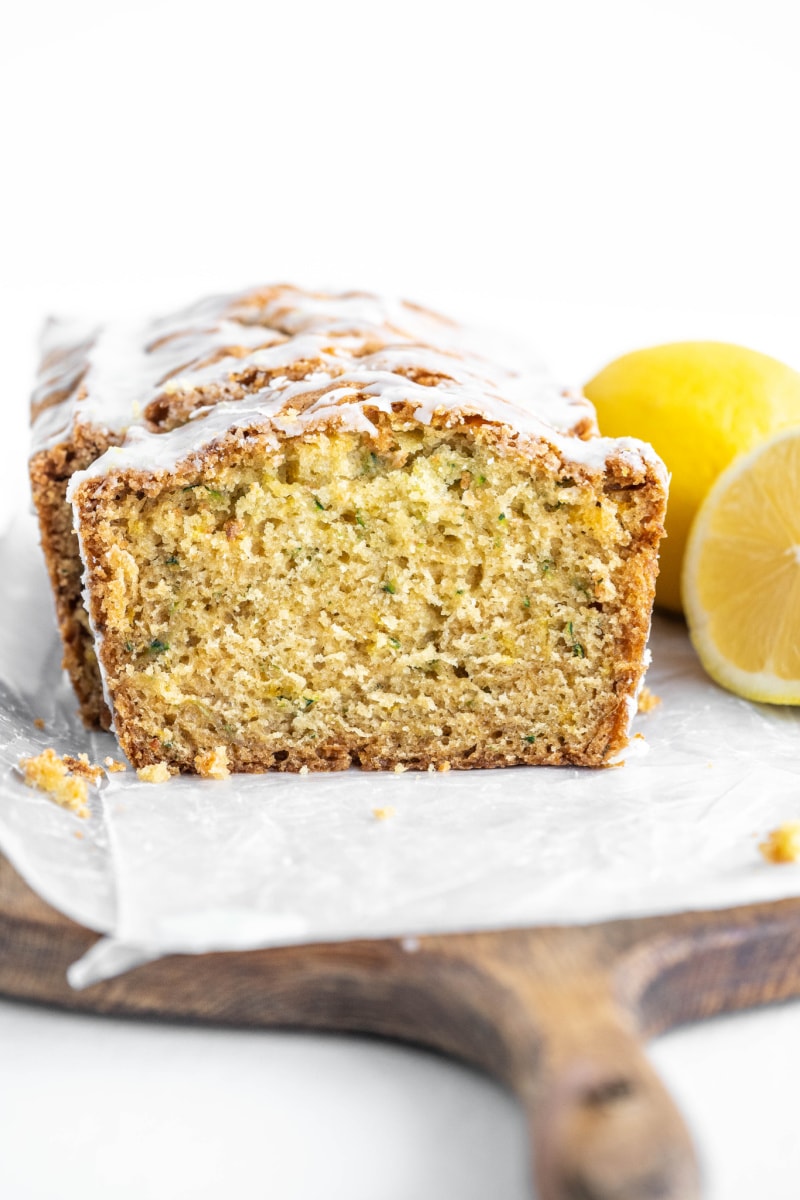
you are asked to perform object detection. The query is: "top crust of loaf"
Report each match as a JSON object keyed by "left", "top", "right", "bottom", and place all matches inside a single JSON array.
[
  {"left": 28, "top": 284, "right": 665, "bottom": 500},
  {"left": 31, "top": 286, "right": 599, "bottom": 455}
]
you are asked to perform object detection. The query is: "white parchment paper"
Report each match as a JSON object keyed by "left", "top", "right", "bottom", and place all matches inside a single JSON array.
[{"left": 2, "top": 511, "right": 799, "bottom": 989}]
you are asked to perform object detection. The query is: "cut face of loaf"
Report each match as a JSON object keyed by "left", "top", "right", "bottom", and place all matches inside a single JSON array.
[
  {"left": 70, "top": 416, "right": 665, "bottom": 772},
  {"left": 27, "top": 285, "right": 600, "bottom": 731}
]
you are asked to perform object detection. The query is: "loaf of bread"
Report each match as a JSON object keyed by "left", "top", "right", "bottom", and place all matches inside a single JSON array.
[{"left": 29, "top": 285, "right": 666, "bottom": 772}]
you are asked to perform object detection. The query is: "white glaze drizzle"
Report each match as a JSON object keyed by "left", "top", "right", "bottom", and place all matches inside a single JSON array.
[
  {"left": 73, "top": 521, "right": 117, "bottom": 731},
  {"left": 27, "top": 284, "right": 665, "bottom": 493},
  {"left": 66, "top": 375, "right": 659, "bottom": 494}
]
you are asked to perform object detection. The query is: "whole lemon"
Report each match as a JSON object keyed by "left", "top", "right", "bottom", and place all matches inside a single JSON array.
[{"left": 584, "top": 342, "right": 800, "bottom": 612}]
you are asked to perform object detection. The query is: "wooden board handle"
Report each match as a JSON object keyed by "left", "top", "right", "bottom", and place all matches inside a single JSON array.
[
  {"left": 412, "top": 930, "right": 703, "bottom": 1199},
  {"left": 523, "top": 1005, "right": 700, "bottom": 1199}
]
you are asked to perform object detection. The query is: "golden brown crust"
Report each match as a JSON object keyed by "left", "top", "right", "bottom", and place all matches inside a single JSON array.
[{"left": 28, "top": 428, "right": 121, "bottom": 729}]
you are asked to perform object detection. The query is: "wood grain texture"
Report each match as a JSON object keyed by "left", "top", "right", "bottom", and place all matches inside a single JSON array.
[{"left": 4, "top": 854, "right": 800, "bottom": 1199}]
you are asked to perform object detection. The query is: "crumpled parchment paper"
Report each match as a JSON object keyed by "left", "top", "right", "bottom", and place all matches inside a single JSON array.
[{"left": 2, "top": 511, "right": 799, "bottom": 989}]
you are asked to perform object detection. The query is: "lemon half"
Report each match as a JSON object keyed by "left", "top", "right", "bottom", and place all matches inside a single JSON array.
[{"left": 682, "top": 427, "right": 800, "bottom": 704}]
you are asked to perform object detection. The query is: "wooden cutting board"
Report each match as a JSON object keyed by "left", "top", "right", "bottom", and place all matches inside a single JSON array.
[{"left": 3, "top": 851, "right": 800, "bottom": 1200}]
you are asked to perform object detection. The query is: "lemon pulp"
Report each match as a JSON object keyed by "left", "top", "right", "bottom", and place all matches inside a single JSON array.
[{"left": 682, "top": 428, "right": 800, "bottom": 704}]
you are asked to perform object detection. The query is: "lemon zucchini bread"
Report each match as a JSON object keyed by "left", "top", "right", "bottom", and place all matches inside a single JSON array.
[{"left": 31, "top": 285, "right": 667, "bottom": 772}]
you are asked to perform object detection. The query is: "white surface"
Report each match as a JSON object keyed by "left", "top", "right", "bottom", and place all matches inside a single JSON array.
[{"left": 4, "top": 1, "right": 800, "bottom": 1195}]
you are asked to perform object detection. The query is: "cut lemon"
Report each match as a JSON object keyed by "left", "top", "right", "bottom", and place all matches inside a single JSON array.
[{"left": 682, "top": 427, "right": 800, "bottom": 704}]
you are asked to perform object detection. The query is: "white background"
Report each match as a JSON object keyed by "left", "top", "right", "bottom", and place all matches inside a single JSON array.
[{"left": 2, "top": 1, "right": 800, "bottom": 1196}]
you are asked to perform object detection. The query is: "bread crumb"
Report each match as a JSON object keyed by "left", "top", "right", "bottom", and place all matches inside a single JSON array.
[
  {"left": 104, "top": 757, "right": 127, "bottom": 772},
  {"left": 760, "top": 823, "right": 800, "bottom": 864},
  {"left": 299, "top": 765, "right": 309, "bottom": 776},
  {"left": 194, "top": 745, "right": 230, "bottom": 779},
  {"left": 373, "top": 805, "right": 396, "bottom": 820},
  {"left": 637, "top": 686, "right": 661, "bottom": 714},
  {"left": 18, "top": 748, "right": 89, "bottom": 818},
  {"left": 62, "top": 753, "right": 103, "bottom": 784},
  {"left": 393, "top": 763, "right": 407, "bottom": 774},
  {"left": 33, "top": 718, "right": 45, "bottom": 730},
  {"left": 137, "top": 762, "right": 171, "bottom": 784},
  {"left": 438, "top": 761, "right": 451, "bottom": 773},
  {"left": 427, "top": 763, "right": 436, "bottom": 773}
]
